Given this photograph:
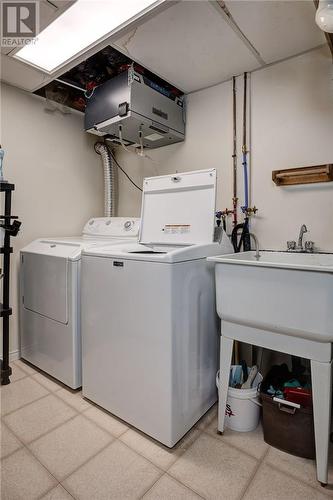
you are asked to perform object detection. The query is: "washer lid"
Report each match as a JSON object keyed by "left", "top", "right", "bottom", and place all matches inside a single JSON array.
[
  {"left": 139, "top": 169, "right": 216, "bottom": 245},
  {"left": 21, "top": 240, "right": 82, "bottom": 260}
]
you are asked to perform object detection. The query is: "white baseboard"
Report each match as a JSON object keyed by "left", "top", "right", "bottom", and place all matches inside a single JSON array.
[
  {"left": 10, "top": 350, "right": 20, "bottom": 362},
  {"left": 0, "top": 349, "right": 20, "bottom": 362}
]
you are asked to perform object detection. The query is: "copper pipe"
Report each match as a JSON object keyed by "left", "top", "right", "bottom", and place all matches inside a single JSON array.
[{"left": 232, "top": 76, "right": 238, "bottom": 226}]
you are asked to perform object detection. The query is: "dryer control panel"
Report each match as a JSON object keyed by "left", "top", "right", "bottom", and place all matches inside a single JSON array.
[{"left": 83, "top": 217, "right": 140, "bottom": 239}]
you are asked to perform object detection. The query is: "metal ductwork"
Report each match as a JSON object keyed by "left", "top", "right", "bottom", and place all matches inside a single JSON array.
[{"left": 94, "top": 143, "right": 117, "bottom": 217}]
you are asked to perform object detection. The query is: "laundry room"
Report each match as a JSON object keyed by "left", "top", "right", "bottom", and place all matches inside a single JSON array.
[{"left": 1, "top": 1, "right": 333, "bottom": 499}]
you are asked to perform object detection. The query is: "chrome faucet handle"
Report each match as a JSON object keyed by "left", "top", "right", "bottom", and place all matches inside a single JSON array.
[
  {"left": 287, "top": 241, "right": 296, "bottom": 251},
  {"left": 305, "top": 241, "right": 315, "bottom": 252}
]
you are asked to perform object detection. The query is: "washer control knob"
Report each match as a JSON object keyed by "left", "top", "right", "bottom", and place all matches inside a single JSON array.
[
  {"left": 105, "top": 220, "right": 111, "bottom": 225},
  {"left": 124, "top": 220, "right": 133, "bottom": 231}
]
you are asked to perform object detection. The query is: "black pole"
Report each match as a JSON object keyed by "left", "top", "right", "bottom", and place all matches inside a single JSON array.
[
  {"left": 2, "top": 189, "right": 11, "bottom": 383},
  {"left": 0, "top": 182, "right": 19, "bottom": 385}
]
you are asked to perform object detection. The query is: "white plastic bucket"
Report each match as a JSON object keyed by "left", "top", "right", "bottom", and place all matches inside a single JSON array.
[{"left": 217, "top": 368, "right": 263, "bottom": 432}]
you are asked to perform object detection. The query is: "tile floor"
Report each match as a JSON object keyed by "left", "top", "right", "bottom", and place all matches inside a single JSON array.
[{"left": 1, "top": 359, "right": 333, "bottom": 500}]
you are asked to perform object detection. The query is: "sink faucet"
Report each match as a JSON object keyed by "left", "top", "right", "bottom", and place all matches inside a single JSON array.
[
  {"left": 297, "top": 224, "right": 308, "bottom": 249},
  {"left": 248, "top": 232, "right": 260, "bottom": 260},
  {"left": 287, "top": 224, "right": 315, "bottom": 253}
]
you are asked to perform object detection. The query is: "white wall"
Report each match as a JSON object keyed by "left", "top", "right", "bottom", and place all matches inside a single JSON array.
[
  {"left": 1, "top": 45, "right": 331, "bottom": 361},
  {"left": 0, "top": 83, "right": 104, "bottom": 358},
  {"left": 250, "top": 47, "right": 333, "bottom": 250},
  {"left": 116, "top": 46, "right": 333, "bottom": 251}
]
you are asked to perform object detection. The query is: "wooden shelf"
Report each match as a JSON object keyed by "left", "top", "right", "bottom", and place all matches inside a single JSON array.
[{"left": 272, "top": 164, "right": 333, "bottom": 186}]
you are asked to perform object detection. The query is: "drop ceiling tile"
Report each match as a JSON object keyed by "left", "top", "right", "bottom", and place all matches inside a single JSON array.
[
  {"left": 113, "top": 0, "right": 261, "bottom": 92},
  {"left": 0, "top": 54, "right": 49, "bottom": 91},
  {"left": 1, "top": 47, "right": 15, "bottom": 55},
  {"left": 225, "top": 0, "right": 326, "bottom": 64}
]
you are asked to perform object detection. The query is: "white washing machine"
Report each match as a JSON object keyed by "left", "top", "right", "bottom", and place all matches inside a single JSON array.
[
  {"left": 81, "top": 169, "right": 234, "bottom": 446},
  {"left": 20, "top": 217, "right": 140, "bottom": 388}
]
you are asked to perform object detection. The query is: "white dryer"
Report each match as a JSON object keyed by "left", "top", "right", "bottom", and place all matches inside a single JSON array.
[
  {"left": 20, "top": 217, "right": 140, "bottom": 388},
  {"left": 81, "top": 169, "right": 234, "bottom": 446}
]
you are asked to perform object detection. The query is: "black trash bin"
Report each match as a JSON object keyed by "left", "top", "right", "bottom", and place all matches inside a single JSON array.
[{"left": 261, "top": 392, "right": 315, "bottom": 459}]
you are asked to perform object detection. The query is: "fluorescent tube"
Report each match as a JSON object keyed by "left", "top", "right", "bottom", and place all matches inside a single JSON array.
[{"left": 15, "top": 0, "right": 160, "bottom": 73}]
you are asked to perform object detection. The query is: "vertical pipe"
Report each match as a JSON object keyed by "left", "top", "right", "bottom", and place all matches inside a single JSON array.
[
  {"left": 248, "top": 73, "right": 252, "bottom": 209},
  {"left": 242, "top": 73, "right": 247, "bottom": 155},
  {"left": 242, "top": 72, "right": 249, "bottom": 210},
  {"left": 232, "top": 76, "right": 238, "bottom": 226}
]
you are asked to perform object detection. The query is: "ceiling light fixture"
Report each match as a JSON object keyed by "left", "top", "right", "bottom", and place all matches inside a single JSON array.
[
  {"left": 315, "top": 0, "right": 333, "bottom": 33},
  {"left": 14, "top": 0, "right": 161, "bottom": 73}
]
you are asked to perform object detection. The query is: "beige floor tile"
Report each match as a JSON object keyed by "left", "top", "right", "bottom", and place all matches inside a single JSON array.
[
  {"left": 41, "top": 484, "right": 74, "bottom": 499},
  {"left": 265, "top": 446, "right": 333, "bottom": 496},
  {"left": 13, "top": 359, "right": 39, "bottom": 375},
  {"left": 120, "top": 426, "right": 201, "bottom": 471},
  {"left": 32, "top": 372, "right": 64, "bottom": 392},
  {"left": 4, "top": 393, "right": 76, "bottom": 443},
  {"left": 1, "top": 422, "right": 23, "bottom": 458},
  {"left": 168, "top": 432, "right": 257, "bottom": 499},
  {"left": 83, "top": 405, "right": 128, "bottom": 437},
  {"left": 244, "top": 463, "right": 327, "bottom": 500},
  {"left": 1, "top": 447, "right": 57, "bottom": 500},
  {"left": 10, "top": 363, "right": 28, "bottom": 382},
  {"left": 56, "top": 388, "right": 92, "bottom": 412},
  {"left": 205, "top": 419, "right": 269, "bottom": 460},
  {"left": 196, "top": 404, "right": 217, "bottom": 431},
  {"left": 143, "top": 474, "right": 202, "bottom": 499},
  {"left": 1, "top": 377, "right": 49, "bottom": 416},
  {"left": 63, "top": 440, "right": 161, "bottom": 500},
  {"left": 28, "top": 414, "right": 113, "bottom": 480}
]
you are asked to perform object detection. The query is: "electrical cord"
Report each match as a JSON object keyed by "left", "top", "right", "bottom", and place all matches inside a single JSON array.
[
  {"left": 85, "top": 87, "right": 95, "bottom": 99},
  {"left": 111, "top": 151, "right": 143, "bottom": 192},
  {"left": 98, "top": 141, "right": 143, "bottom": 192}
]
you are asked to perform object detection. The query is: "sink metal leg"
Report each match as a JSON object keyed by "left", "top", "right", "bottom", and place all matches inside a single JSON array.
[
  {"left": 311, "top": 359, "right": 332, "bottom": 485},
  {"left": 217, "top": 335, "right": 234, "bottom": 434}
]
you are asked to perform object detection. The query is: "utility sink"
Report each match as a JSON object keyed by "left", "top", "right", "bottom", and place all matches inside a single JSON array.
[{"left": 209, "top": 251, "right": 333, "bottom": 343}]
